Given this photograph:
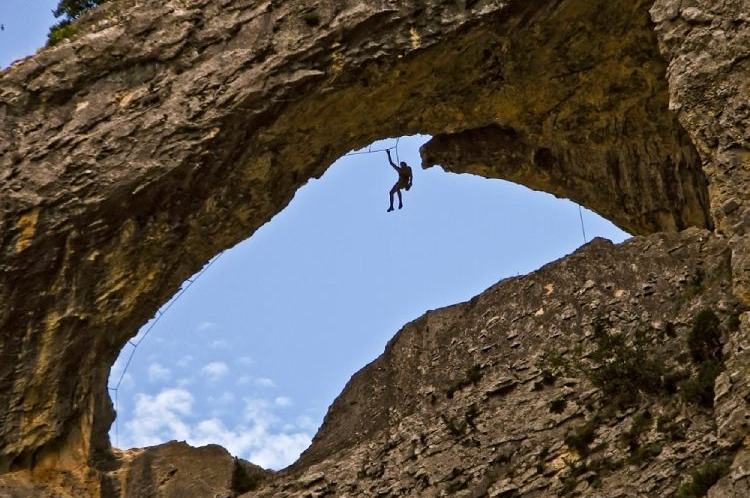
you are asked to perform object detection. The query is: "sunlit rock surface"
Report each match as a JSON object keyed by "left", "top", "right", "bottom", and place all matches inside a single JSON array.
[
  {"left": 249, "top": 230, "right": 748, "bottom": 497},
  {"left": 0, "top": 0, "right": 748, "bottom": 496}
]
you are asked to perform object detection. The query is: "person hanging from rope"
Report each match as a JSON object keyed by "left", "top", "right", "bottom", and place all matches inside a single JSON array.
[{"left": 386, "top": 149, "right": 412, "bottom": 212}]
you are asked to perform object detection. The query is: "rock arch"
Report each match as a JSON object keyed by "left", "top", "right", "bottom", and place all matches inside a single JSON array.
[{"left": 1, "top": 0, "right": 741, "bottom": 489}]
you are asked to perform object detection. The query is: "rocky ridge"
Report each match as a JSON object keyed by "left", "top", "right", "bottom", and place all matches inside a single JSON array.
[
  {"left": 0, "top": 0, "right": 748, "bottom": 496},
  {"left": 239, "top": 230, "right": 747, "bottom": 497}
]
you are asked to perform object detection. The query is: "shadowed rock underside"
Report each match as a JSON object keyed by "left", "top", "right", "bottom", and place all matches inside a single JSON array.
[{"left": 0, "top": 0, "right": 748, "bottom": 496}]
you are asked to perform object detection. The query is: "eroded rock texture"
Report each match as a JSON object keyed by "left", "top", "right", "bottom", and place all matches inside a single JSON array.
[
  {"left": 1, "top": 441, "right": 269, "bottom": 498},
  {"left": 241, "top": 231, "right": 747, "bottom": 497},
  {"left": 0, "top": 0, "right": 748, "bottom": 496},
  {"left": 650, "top": 0, "right": 750, "bottom": 313},
  {"left": 113, "top": 442, "right": 268, "bottom": 498},
  {"left": 420, "top": 0, "right": 714, "bottom": 235}
]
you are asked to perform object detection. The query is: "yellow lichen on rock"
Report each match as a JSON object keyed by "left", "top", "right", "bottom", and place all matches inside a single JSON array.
[
  {"left": 15, "top": 209, "right": 40, "bottom": 253},
  {"left": 410, "top": 27, "right": 421, "bottom": 50}
]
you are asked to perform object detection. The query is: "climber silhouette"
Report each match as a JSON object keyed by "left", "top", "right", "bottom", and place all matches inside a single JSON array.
[{"left": 386, "top": 149, "right": 412, "bottom": 212}]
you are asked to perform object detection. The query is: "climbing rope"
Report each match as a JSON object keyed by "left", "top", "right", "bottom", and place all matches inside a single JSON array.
[
  {"left": 108, "top": 251, "right": 225, "bottom": 447},
  {"left": 344, "top": 138, "right": 589, "bottom": 246},
  {"left": 109, "top": 138, "right": 403, "bottom": 446},
  {"left": 343, "top": 146, "right": 397, "bottom": 157},
  {"left": 578, "top": 205, "right": 588, "bottom": 244},
  {"left": 343, "top": 138, "right": 401, "bottom": 158}
]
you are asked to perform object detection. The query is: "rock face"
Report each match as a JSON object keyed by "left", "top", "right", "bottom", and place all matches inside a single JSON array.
[
  {"left": 112, "top": 442, "right": 268, "bottom": 498},
  {"left": 245, "top": 230, "right": 748, "bottom": 497},
  {"left": 0, "top": 0, "right": 748, "bottom": 496},
  {"left": 0, "top": 442, "right": 270, "bottom": 498}
]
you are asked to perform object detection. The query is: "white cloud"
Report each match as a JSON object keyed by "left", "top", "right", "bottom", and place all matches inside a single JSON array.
[
  {"left": 208, "top": 391, "right": 236, "bottom": 405},
  {"left": 237, "top": 356, "right": 254, "bottom": 366},
  {"left": 210, "top": 339, "right": 229, "bottom": 349},
  {"left": 254, "top": 377, "right": 276, "bottom": 388},
  {"left": 236, "top": 375, "right": 252, "bottom": 386},
  {"left": 176, "top": 355, "right": 194, "bottom": 368},
  {"left": 201, "top": 361, "right": 229, "bottom": 382},
  {"left": 124, "top": 388, "right": 194, "bottom": 448},
  {"left": 121, "top": 393, "right": 312, "bottom": 470},
  {"left": 235, "top": 375, "right": 275, "bottom": 388},
  {"left": 249, "top": 432, "right": 311, "bottom": 470},
  {"left": 188, "top": 415, "right": 310, "bottom": 469},
  {"left": 295, "top": 415, "right": 319, "bottom": 432},
  {"left": 190, "top": 418, "right": 256, "bottom": 455},
  {"left": 239, "top": 398, "right": 312, "bottom": 469},
  {"left": 110, "top": 365, "right": 136, "bottom": 391},
  {"left": 196, "top": 321, "right": 217, "bottom": 333},
  {"left": 274, "top": 396, "right": 292, "bottom": 407},
  {"left": 110, "top": 358, "right": 136, "bottom": 390},
  {"left": 147, "top": 363, "right": 171, "bottom": 383},
  {"left": 119, "top": 372, "right": 136, "bottom": 390}
]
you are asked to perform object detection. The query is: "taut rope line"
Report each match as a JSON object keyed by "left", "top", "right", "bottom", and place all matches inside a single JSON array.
[{"left": 108, "top": 251, "right": 225, "bottom": 446}]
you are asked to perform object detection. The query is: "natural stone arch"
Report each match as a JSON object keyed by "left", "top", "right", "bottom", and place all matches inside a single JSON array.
[{"left": 0, "top": 0, "right": 714, "bottom": 481}]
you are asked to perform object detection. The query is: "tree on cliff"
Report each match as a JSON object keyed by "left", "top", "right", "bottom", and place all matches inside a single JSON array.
[{"left": 48, "top": 0, "right": 109, "bottom": 45}]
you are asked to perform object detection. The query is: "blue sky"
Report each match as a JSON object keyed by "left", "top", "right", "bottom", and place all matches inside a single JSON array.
[
  {"left": 2, "top": 2, "right": 629, "bottom": 470},
  {"left": 0, "top": 0, "right": 59, "bottom": 68}
]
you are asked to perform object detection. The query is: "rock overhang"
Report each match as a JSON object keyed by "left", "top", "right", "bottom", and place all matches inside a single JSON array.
[{"left": 1, "top": 0, "right": 746, "bottom": 494}]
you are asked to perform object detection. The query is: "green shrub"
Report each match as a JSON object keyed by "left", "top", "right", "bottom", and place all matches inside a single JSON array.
[
  {"left": 565, "top": 415, "right": 601, "bottom": 457},
  {"left": 622, "top": 410, "right": 652, "bottom": 452},
  {"left": 54, "top": 0, "right": 109, "bottom": 20},
  {"left": 586, "top": 322, "right": 666, "bottom": 408},
  {"left": 656, "top": 414, "right": 687, "bottom": 442},
  {"left": 679, "top": 359, "right": 723, "bottom": 408},
  {"left": 465, "top": 403, "right": 479, "bottom": 429},
  {"left": 626, "top": 443, "right": 662, "bottom": 466},
  {"left": 675, "top": 459, "right": 732, "bottom": 498},
  {"left": 231, "top": 458, "right": 266, "bottom": 494},
  {"left": 301, "top": 11, "right": 321, "bottom": 27},
  {"left": 549, "top": 398, "right": 567, "bottom": 414},
  {"left": 543, "top": 320, "right": 674, "bottom": 409},
  {"left": 441, "top": 412, "right": 469, "bottom": 437},
  {"left": 536, "top": 446, "right": 550, "bottom": 473},
  {"left": 446, "top": 364, "right": 483, "bottom": 398},
  {"left": 559, "top": 457, "right": 619, "bottom": 495},
  {"left": 663, "top": 369, "right": 688, "bottom": 394},
  {"left": 48, "top": 21, "right": 78, "bottom": 46},
  {"left": 678, "top": 309, "right": 727, "bottom": 408},
  {"left": 48, "top": 0, "right": 110, "bottom": 45},
  {"left": 688, "top": 309, "right": 722, "bottom": 363}
]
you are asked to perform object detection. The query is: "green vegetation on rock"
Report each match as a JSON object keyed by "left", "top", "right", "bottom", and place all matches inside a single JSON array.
[
  {"left": 675, "top": 458, "right": 732, "bottom": 498},
  {"left": 48, "top": 0, "right": 109, "bottom": 45},
  {"left": 544, "top": 309, "right": 733, "bottom": 412},
  {"left": 679, "top": 309, "right": 726, "bottom": 408},
  {"left": 586, "top": 322, "right": 667, "bottom": 407},
  {"left": 565, "top": 415, "right": 602, "bottom": 457},
  {"left": 688, "top": 309, "right": 722, "bottom": 362},
  {"left": 549, "top": 397, "right": 567, "bottom": 414}
]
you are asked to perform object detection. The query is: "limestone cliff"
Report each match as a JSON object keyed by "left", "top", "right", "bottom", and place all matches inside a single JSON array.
[
  {"left": 245, "top": 230, "right": 748, "bottom": 497},
  {"left": 0, "top": 0, "right": 748, "bottom": 496}
]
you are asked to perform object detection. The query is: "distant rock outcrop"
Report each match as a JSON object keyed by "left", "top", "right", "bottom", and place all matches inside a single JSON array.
[{"left": 0, "top": 0, "right": 748, "bottom": 496}]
